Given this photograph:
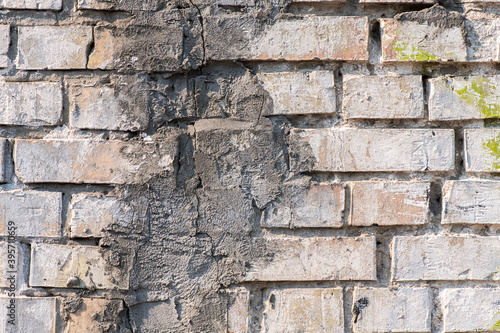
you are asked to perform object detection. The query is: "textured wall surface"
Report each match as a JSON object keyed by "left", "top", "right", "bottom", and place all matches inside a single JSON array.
[{"left": 1, "top": 0, "right": 500, "bottom": 332}]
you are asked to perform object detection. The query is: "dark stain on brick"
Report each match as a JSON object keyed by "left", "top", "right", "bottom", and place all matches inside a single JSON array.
[{"left": 353, "top": 297, "right": 369, "bottom": 324}]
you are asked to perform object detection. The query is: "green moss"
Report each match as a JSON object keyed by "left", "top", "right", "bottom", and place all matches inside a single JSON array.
[
  {"left": 491, "top": 318, "right": 500, "bottom": 331},
  {"left": 482, "top": 133, "right": 500, "bottom": 170},
  {"left": 455, "top": 77, "right": 500, "bottom": 118},
  {"left": 391, "top": 40, "right": 438, "bottom": 61}
]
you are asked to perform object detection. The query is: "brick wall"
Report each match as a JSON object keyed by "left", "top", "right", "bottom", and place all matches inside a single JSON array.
[{"left": 1, "top": 0, "right": 500, "bottom": 332}]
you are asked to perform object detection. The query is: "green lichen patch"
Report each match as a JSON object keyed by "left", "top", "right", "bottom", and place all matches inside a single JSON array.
[
  {"left": 482, "top": 133, "right": 500, "bottom": 171},
  {"left": 455, "top": 77, "right": 500, "bottom": 118},
  {"left": 391, "top": 40, "right": 439, "bottom": 61}
]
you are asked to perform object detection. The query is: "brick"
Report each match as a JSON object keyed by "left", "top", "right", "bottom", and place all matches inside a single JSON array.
[
  {"left": 464, "top": 129, "right": 500, "bottom": 172},
  {"left": 0, "top": 25, "right": 9, "bottom": 68},
  {"left": 429, "top": 76, "right": 500, "bottom": 120},
  {"left": 17, "top": 26, "right": 92, "bottom": 70},
  {"left": 262, "top": 288, "right": 344, "bottom": 333},
  {"left": 442, "top": 180, "right": 500, "bottom": 225},
  {"left": 257, "top": 70, "right": 336, "bottom": 116},
  {"left": 218, "top": 0, "right": 255, "bottom": 5},
  {"left": 441, "top": 288, "right": 500, "bottom": 332},
  {"left": 350, "top": 181, "right": 429, "bottom": 226},
  {"left": 0, "top": 190, "right": 61, "bottom": 237},
  {"left": 227, "top": 288, "right": 250, "bottom": 333},
  {"left": 69, "top": 194, "right": 133, "bottom": 238},
  {"left": 30, "top": 243, "right": 129, "bottom": 289},
  {"left": 353, "top": 287, "right": 431, "bottom": 333},
  {"left": 130, "top": 301, "right": 184, "bottom": 332},
  {"left": 244, "top": 237, "right": 376, "bottom": 281},
  {"left": 0, "top": 81, "right": 62, "bottom": 126},
  {"left": 88, "top": 25, "right": 183, "bottom": 72},
  {"left": 0, "top": 297, "right": 56, "bottom": 333},
  {"left": 68, "top": 80, "right": 149, "bottom": 131},
  {"left": 361, "top": 0, "right": 433, "bottom": 2},
  {"left": 343, "top": 75, "right": 424, "bottom": 119},
  {"left": 77, "top": 0, "right": 163, "bottom": 10},
  {"left": 206, "top": 16, "right": 369, "bottom": 61},
  {"left": 261, "top": 182, "right": 345, "bottom": 228},
  {"left": 1, "top": 0, "right": 62, "bottom": 10},
  {"left": 466, "top": 20, "right": 500, "bottom": 62},
  {"left": 14, "top": 138, "right": 177, "bottom": 184},
  {"left": 392, "top": 235, "right": 500, "bottom": 281},
  {"left": 290, "top": 128, "right": 454, "bottom": 172},
  {"left": 380, "top": 19, "right": 467, "bottom": 62},
  {"left": 65, "top": 298, "right": 126, "bottom": 333},
  {"left": 0, "top": 243, "right": 29, "bottom": 289}
]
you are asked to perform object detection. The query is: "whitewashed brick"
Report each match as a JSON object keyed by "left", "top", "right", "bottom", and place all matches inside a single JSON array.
[
  {"left": 17, "top": 26, "right": 92, "bottom": 70},
  {"left": 227, "top": 288, "right": 250, "bottom": 333},
  {"left": 0, "top": 191, "right": 61, "bottom": 237},
  {"left": 244, "top": 237, "right": 376, "bottom": 281},
  {"left": 290, "top": 128, "right": 454, "bottom": 172},
  {"left": 257, "top": 70, "right": 335, "bottom": 115},
  {"left": 0, "top": 297, "right": 56, "bottom": 333},
  {"left": 392, "top": 235, "right": 500, "bottom": 281},
  {"left": 30, "top": 243, "right": 129, "bottom": 289},
  {"left": 1, "top": 0, "right": 62, "bottom": 10},
  {"left": 14, "top": 138, "right": 177, "bottom": 184},
  {"left": 65, "top": 298, "right": 125, "bottom": 333},
  {"left": 350, "top": 181, "right": 429, "bottom": 226},
  {"left": 443, "top": 180, "right": 500, "bottom": 225},
  {"left": 261, "top": 183, "right": 345, "bottom": 228},
  {"left": 69, "top": 194, "right": 133, "bottom": 238},
  {"left": 0, "top": 25, "right": 9, "bottom": 68},
  {"left": 0, "top": 81, "right": 62, "bottom": 126},
  {"left": 262, "top": 288, "right": 344, "bottom": 333},
  {"left": 429, "top": 76, "right": 500, "bottom": 120},
  {"left": 343, "top": 75, "right": 424, "bottom": 119},
  {"left": 380, "top": 19, "right": 467, "bottom": 62},
  {"left": 466, "top": 20, "right": 500, "bottom": 62},
  {"left": 0, "top": 243, "right": 29, "bottom": 289},
  {"left": 442, "top": 288, "right": 500, "bottom": 332},
  {"left": 353, "top": 287, "right": 431, "bottom": 333},
  {"left": 464, "top": 129, "right": 500, "bottom": 172}
]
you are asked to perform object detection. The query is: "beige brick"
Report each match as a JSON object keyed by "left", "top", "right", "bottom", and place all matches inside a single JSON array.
[
  {"left": 0, "top": 25, "right": 9, "bottom": 68},
  {"left": 429, "top": 76, "right": 500, "bottom": 121},
  {"left": 0, "top": 297, "right": 56, "bottom": 333},
  {"left": 244, "top": 237, "right": 376, "bottom": 281},
  {"left": 343, "top": 75, "right": 424, "bottom": 119},
  {"left": 290, "top": 128, "right": 454, "bottom": 172},
  {"left": 464, "top": 129, "right": 500, "bottom": 172},
  {"left": 206, "top": 16, "right": 369, "bottom": 61},
  {"left": 30, "top": 243, "right": 129, "bottom": 289},
  {"left": 65, "top": 298, "right": 126, "bottom": 333},
  {"left": 0, "top": 243, "right": 29, "bottom": 289},
  {"left": 14, "top": 138, "right": 177, "bottom": 184},
  {"left": 0, "top": 190, "right": 61, "bottom": 237},
  {"left": 69, "top": 194, "right": 133, "bottom": 238},
  {"left": 353, "top": 288, "right": 431, "bottom": 333},
  {"left": 227, "top": 288, "right": 250, "bottom": 333},
  {"left": 0, "top": 81, "right": 62, "bottom": 126},
  {"left": 350, "top": 181, "right": 429, "bottom": 226},
  {"left": 257, "top": 70, "right": 336, "bottom": 115},
  {"left": 466, "top": 20, "right": 500, "bottom": 62},
  {"left": 441, "top": 288, "right": 500, "bottom": 332},
  {"left": 262, "top": 288, "right": 344, "bottom": 333},
  {"left": 17, "top": 26, "right": 92, "bottom": 70},
  {"left": 442, "top": 180, "right": 500, "bottom": 225},
  {"left": 392, "top": 235, "right": 500, "bottom": 281},
  {"left": 1, "top": 0, "right": 61, "bottom": 9},
  {"left": 380, "top": 19, "right": 467, "bottom": 62},
  {"left": 261, "top": 183, "right": 345, "bottom": 228}
]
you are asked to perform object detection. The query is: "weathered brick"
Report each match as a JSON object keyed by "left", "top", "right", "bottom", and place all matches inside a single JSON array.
[
  {"left": 261, "top": 182, "right": 345, "bottom": 228},
  {"left": 1, "top": 0, "right": 62, "bottom": 10},
  {"left": 206, "top": 16, "right": 369, "bottom": 61},
  {"left": 14, "top": 138, "right": 177, "bottom": 184},
  {"left": 429, "top": 76, "right": 500, "bottom": 121},
  {"left": 353, "top": 287, "right": 431, "bottom": 333},
  {"left": 0, "top": 81, "right": 62, "bottom": 126},
  {"left": 77, "top": 0, "right": 163, "bottom": 10},
  {"left": 244, "top": 237, "right": 376, "bottom": 281},
  {"left": 0, "top": 243, "right": 29, "bottom": 289},
  {"left": 227, "top": 288, "right": 250, "bottom": 333},
  {"left": 30, "top": 243, "right": 129, "bottom": 289},
  {"left": 464, "top": 129, "right": 500, "bottom": 172},
  {"left": 343, "top": 75, "right": 424, "bottom": 119},
  {"left": 392, "top": 235, "right": 500, "bottom": 281},
  {"left": 17, "top": 26, "right": 92, "bottom": 70},
  {"left": 65, "top": 298, "right": 126, "bottom": 333},
  {"left": 88, "top": 25, "right": 183, "bottom": 72},
  {"left": 0, "top": 25, "right": 9, "bottom": 68},
  {"left": 69, "top": 194, "right": 133, "bottom": 238},
  {"left": 441, "top": 288, "right": 500, "bottom": 332},
  {"left": 0, "top": 297, "right": 56, "bottom": 333},
  {"left": 350, "top": 181, "right": 429, "bottom": 226},
  {"left": 290, "top": 128, "right": 454, "bottom": 172},
  {"left": 0, "top": 190, "right": 61, "bottom": 237},
  {"left": 262, "top": 288, "right": 344, "bottom": 333},
  {"left": 68, "top": 79, "right": 149, "bottom": 131},
  {"left": 257, "top": 70, "right": 336, "bottom": 115},
  {"left": 130, "top": 301, "right": 184, "bottom": 332},
  {"left": 380, "top": 19, "right": 467, "bottom": 62},
  {"left": 442, "top": 180, "right": 500, "bottom": 225},
  {"left": 466, "top": 20, "right": 500, "bottom": 62}
]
